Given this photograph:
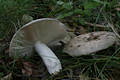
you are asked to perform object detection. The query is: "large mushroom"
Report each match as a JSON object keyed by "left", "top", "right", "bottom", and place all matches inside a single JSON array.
[
  {"left": 63, "top": 31, "right": 117, "bottom": 56},
  {"left": 9, "top": 18, "right": 67, "bottom": 75}
]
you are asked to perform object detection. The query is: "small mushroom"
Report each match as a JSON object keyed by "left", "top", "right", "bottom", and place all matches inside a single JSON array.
[
  {"left": 9, "top": 18, "right": 67, "bottom": 75},
  {"left": 63, "top": 31, "right": 117, "bottom": 56}
]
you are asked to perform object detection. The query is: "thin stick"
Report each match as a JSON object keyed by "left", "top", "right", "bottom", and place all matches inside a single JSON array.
[{"left": 85, "top": 22, "right": 107, "bottom": 28}]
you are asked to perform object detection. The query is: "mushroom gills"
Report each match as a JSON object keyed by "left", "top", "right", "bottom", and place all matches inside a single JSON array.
[
  {"left": 35, "top": 41, "right": 62, "bottom": 75},
  {"left": 9, "top": 18, "right": 67, "bottom": 75}
]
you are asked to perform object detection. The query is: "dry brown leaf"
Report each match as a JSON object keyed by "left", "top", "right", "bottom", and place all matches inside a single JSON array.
[
  {"left": 22, "top": 61, "right": 41, "bottom": 78},
  {"left": 116, "top": 8, "right": 120, "bottom": 11},
  {"left": 1, "top": 73, "right": 12, "bottom": 80},
  {"left": 22, "top": 61, "right": 33, "bottom": 76}
]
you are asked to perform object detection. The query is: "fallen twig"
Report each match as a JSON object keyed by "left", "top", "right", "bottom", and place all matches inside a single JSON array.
[{"left": 85, "top": 22, "right": 107, "bottom": 28}]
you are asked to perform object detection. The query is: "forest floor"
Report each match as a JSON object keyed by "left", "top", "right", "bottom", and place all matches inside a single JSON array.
[{"left": 0, "top": 0, "right": 120, "bottom": 80}]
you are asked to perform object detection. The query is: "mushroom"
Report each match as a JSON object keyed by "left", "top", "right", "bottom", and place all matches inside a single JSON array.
[
  {"left": 63, "top": 31, "right": 117, "bottom": 56},
  {"left": 9, "top": 18, "right": 67, "bottom": 75}
]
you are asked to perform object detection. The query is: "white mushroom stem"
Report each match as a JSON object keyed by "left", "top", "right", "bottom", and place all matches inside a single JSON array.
[{"left": 34, "top": 41, "right": 62, "bottom": 75}]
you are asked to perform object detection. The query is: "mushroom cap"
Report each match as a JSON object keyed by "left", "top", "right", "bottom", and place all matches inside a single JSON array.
[
  {"left": 9, "top": 18, "right": 67, "bottom": 57},
  {"left": 63, "top": 31, "right": 117, "bottom": 56}
]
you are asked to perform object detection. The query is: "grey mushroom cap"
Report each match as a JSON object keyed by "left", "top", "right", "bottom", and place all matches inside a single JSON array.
[
  {"left": 9, "top": 18, "right": 67, "bottom": 58},
  {"left": 63, "top": 31, "right": 117, "bottom": 56}
]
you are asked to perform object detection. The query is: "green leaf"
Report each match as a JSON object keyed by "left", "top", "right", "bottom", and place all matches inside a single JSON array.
[
  {"left": 84, "top": 1, "right": 101, "bottom": 10},
  {"left": 117, "top": 12, "right": 120, "bottom": 18},
  {"left": 78, "top": 18, "right": 85, "bottom": 25},
  {"left": 62, "top": 2, "right": 73, "bottom": 10},
  {"left": 56, "top": 9, "right": 82, "bottom": 19},
  {"left": 57, "top": 11, "right": 73, "bottom": 19},
  {"left": 83, "top": 10, "right": 91, "bottom": 16},
  {"left": 73, "top": 9, "right": 82, "bottom": 14},
  {"left": 57, "top": 1, "right": 64, "bottom": 5}
]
